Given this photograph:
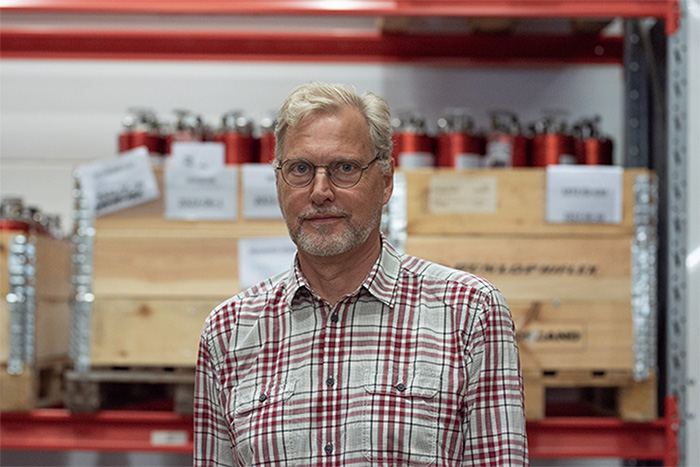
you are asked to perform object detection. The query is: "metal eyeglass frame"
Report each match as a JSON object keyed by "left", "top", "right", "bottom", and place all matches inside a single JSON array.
[{"left": 276, "top": 156, "right": 379, "bottom": 188}]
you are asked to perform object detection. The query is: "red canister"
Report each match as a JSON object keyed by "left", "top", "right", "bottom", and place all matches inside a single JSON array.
[
  {"left": 118, "top": 108, "right": 162, "bottom": 155},
  {"left": 214, "top": 111, "right": 255, "bottom": 165},
  {"left": 531, "top": 116, "right": 576, "bottom": 167},
  {"left": 164, "top": 109, "right": 205, "bottom": 155},
  {"left": 436, "top": 110, "right": 485, "bottom": 169},
  {"left": 573, "top": 116, "right": 614, "bottom": 165},
  {"left": 257, "top": 114, "right": 277, "bottom": 164},
  {"left": 391, "top": 111, "right": 435, "bottom": 169},
  {"left": 484, "top": 111, "right": 530, "bottom": 168}
]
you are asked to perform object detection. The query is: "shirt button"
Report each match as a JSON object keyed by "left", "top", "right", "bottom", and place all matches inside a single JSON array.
[
  {"left": 326, "top": 377, "right": 335, "bottom": 387},
  {"left": 330, "top": 314, "right": 339, "bottom": 323},
  {"left": 258, "top": 393, "right": 268, "bottom": 402},
  {"left": 396, "top": 383, "right": 406, "bottom": 392},
  {"left": 324, "top": 443, "right": 333, "bottom": 454}
]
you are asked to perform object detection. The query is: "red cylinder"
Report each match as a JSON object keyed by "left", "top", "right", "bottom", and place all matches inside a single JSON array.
[
  {"left": 531, "top": 133, "right": 575, "bottom": 166},
  {"left": 530, "top": 116, "right": 575, "bottom": 167},
  {"left": 215, "top": 111, "right": 255, "bottom": 165},
  {"left": 118, "top": 109, "right": 162, "bottom": 155},
  {"left": 215, "top": 132, "right": 255, "bottom": 164},
  {"left": 575, "top": 138, "right": 614, "bottom": 165},
  {"left": 163, "top": 109, "right": 204, "bottom": 155},
  {"left": 484, "top": 111, "right": 530, "bottom": 167},
  {"left": 573, "top": 116, "right": 614, "bottom": 165},
  {"left": 436, "top": 111, "right": 485, "bottom": 169},
  {"left": 437, "top": 133, "right": 485, "bottom": 168},
  {"left": 258, "top": 133, "right": 276, "bottom": 164},
  {"left": 257, "top": 115, "right": 277, "bottom": 164},
  {"left": 392, "top": 112, "right": 435, "bottom": 169}
]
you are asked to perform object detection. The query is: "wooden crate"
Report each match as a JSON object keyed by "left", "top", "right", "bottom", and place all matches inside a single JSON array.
[
  {"left": 73, "top": 165, "right": 287, "bottom": 381},
  {"left": 1, "top": 230, "right": 72, "bottom": 411},
  {"left": 92, "top": 166, "right": 287, "bottom": 299},
  {"left": 89, "top": 298, "right": 217, "bottom": 367},
  {"left": 523, "top": 370, "right": 658, "bottom": 422},
  {"left": 401, "top": 168, "right": 657, "bottom": 421},
  {"left": 405, "top": 235, "right": 632, "bottom": 302},
  {"left": 403, "top": 168, "right": 645, "bottom": 236}
]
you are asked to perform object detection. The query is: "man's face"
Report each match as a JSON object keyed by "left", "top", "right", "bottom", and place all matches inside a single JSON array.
[{"left": 276, "top": 107, "right": 393, "bottom": 257}]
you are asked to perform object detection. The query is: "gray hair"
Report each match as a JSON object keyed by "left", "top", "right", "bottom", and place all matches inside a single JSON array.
[{"left": 274, "top": 81, "right": 393, "bottom": 175}]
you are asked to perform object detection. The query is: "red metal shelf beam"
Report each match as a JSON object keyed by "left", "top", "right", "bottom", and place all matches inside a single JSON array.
[
  {"left": 0, "top": 0, "right": 676, "bottom": 19},
  {"left": 0, "top": 29, "right": 624, "bottom": 64},
  {"left": 0, "top": 0, "right": 680, "bottom": 34},
  {"left": 0, "top": 409, "right": 194, "bottom": 453},
  {"left": 0, "top": 397, "right": 680, "bottom": 463}
]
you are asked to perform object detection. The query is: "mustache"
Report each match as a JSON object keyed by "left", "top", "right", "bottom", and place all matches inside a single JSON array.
[{"left": 298, "top": 207, "right": 351, "bottom": 221}]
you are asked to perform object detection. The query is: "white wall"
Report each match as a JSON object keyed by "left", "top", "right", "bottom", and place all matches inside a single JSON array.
[{"left": 0, "top": 59, "right": 624, "bottom": 232}]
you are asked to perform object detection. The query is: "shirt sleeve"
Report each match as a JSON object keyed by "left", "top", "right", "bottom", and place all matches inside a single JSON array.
[
  {"left": 193, "top": 318, "right": 235, "bottom": 467},
  {"left": 463, "top": 288, "right": 529, "bottom": 466}
]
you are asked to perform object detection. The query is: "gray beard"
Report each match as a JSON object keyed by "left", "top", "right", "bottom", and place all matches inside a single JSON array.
[{"left": 290, "top": 207, "right": 381, "bottom": 257}]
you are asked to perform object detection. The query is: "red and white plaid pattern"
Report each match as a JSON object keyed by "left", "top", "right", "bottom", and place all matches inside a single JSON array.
[{"left": 194, "top": 238, "right": 528, "bottom": 466}]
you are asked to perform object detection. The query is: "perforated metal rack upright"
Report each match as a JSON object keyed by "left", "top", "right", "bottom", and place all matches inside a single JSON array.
[{"left": 0, "top": 0, "right": 691, "bottom": 463}]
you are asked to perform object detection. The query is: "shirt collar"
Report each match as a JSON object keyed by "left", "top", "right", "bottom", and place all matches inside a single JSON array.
[
  {"left": 360, "top": 234, "right": 400, "bottom": 308},
  {"left": 281, "top": 234, "right": 401, "bottom": 309}
]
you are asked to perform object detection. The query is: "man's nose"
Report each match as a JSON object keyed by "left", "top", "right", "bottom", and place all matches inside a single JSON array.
[{"left": 309, "top": 167, "right": 335, "bottom": 203}]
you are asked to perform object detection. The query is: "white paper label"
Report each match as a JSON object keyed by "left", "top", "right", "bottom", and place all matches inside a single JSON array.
[
  {"left": 484, "top": 141, "right": 512, "bottom": 168},
  {"left": 242, "top": 164, "right": 282, "bottom": 219},
  {"left": 76, "top": 147, "right": 159, "bottom": 216},
  {"left": 150, "top": 430, "right": 189, "bottom": 447},
  {"left": 165, "top": 142, "right": 238, "bottom": 220},
  {"left": 398, "top": 152, "right": 435, "bottom": 169},
  {"left": 454, "top": 153, "right": 483, "bottom": 169},
  {"left": 170, "top": 141, "right": 226, "bottom": 172},
  {"left": 546, "top": 165, "right": 623, "bottom": 224},
  {"left": 429, "top": 176, "right": 498, "bottom": 213},
  {"left": 238, "top": 237, "right": 297, "bottom": 289}
]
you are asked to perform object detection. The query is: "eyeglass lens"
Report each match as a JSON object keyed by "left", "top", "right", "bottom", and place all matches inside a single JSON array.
[{"left": 281, "top": 159, "right": 368, "bottom": 188}]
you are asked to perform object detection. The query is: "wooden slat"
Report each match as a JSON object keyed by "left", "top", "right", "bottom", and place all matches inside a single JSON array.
[
  {"left": 403, "top": 168, "right": 649, "bottom": 236},
  {"left": 92, "top": 235, "right": 240, "bottom": 298},
  {"left": 34, "top": 235, "right": 73, "bottom": 299},
  {"left": 405, "top": 235, "right": 632, "bottom": 301},
  {"left": 511, "top": 300, "right": 634, "bottom": 373},
  {"left": 523, "top": 370, "right": 657, "bottom": 421},
  {"left": 89, "top": 298, "right": 217, "bottom": 366}
]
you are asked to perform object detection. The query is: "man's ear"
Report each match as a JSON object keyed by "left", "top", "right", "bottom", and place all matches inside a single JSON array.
[{"left": 382, "top": 159, "right": 395, "bottom": 206}]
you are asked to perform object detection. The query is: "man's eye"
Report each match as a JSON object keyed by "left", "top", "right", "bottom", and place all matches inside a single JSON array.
[
  {"left": 337, "top": 162, "right": 357, "bottom": 173},
  {"left": 291, "top": 163, "right": 310, "bottom": 174}
]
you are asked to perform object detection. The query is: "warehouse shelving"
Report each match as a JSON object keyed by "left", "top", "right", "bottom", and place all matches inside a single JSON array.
[
  {"left": 0, "top": 0, "right": 689, "bottom": 464},
  {"left": 0, "top": 396, "right": 681, "bottom": 463}
]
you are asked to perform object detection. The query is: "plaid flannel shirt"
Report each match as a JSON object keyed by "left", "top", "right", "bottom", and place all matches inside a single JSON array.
[{"left": 194, "top": 238, "right": 528, "bottom": 466}]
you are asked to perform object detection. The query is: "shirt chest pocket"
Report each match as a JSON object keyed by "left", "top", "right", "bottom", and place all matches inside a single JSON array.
[
  {"left": 362, "top": 368, "right": 441, "bottom": 466},
  {"left": 229, "top": 381, "right": 297, "bottom": 466}
]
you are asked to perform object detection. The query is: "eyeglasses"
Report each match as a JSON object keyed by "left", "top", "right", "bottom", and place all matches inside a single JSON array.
[{"left": 276, "top": 156, "right": 379, "bottom": 188}]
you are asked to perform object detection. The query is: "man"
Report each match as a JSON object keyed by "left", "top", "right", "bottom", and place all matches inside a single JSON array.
[{"left": 194, "top": 81, "right": 528, "bottom": 466}]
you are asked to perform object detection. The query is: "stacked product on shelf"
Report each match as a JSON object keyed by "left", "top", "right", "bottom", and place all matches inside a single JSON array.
[
  {"left": 0, "top": 197, "right": 72, "bottom": 411},
  {"left": 66, "top": 165, "right": 288, "bottom": 413},
  {"left": 117, "top": 107, "right": 616, "bottom": 169},
  {"left": 393, "top": 167, "right": 658, "bottom": 420}
]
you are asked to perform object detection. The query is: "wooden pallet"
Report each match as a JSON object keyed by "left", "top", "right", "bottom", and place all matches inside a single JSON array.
[
  {"left": 0, "top": 358, "right": 67, "bottom": 412},
  {"left": 64, "top": 366, "right": 195, "bottom": 414},
  {"left": 524, "top": 369, "right": 658, "bottom": 421}
]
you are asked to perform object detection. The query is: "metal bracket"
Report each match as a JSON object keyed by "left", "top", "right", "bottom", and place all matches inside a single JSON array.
[
  {"left": 70, "top": 173, "right": 95, "bottom": 373},
  {"left": 381, "top": 172, "right": 407, "bottom": 253},
  {"left": 6, "top": 234, "right": 37, "bottom": 375},
  {"left": 666, "top": 0, "right": 689, "bottom": 462},
  {"left": 632, "top": 173, "right": 659, "bottom": 381}
]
